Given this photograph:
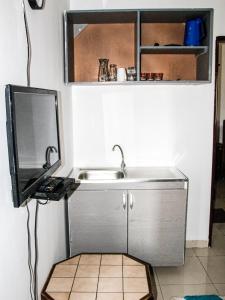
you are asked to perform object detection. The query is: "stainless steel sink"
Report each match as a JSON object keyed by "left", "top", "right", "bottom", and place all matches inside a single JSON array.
[{"left": 78, "top": 169, "right": 125, "bottom": 180}]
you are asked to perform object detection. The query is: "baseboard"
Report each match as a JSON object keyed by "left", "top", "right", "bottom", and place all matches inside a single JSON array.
[{"left": 186, "top": 240, "right": 208, "bottom": 248}]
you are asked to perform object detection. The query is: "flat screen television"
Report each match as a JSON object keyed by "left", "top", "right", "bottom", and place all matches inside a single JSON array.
[{"left": 5, "top": 85, "right": 61, "bottom": 207}]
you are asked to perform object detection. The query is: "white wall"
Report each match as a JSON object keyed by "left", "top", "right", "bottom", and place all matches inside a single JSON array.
[
  {"left": 0, "top": 1, "right": 72, "bottom": 299},
  {"left": 71, "top": 0, "right": 225, "bottom": 242}
]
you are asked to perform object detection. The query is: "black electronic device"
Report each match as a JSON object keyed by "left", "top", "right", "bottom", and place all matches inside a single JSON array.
[
  {"left": 5, "top": 85, "right": 62, "bottom": 207},
  {"left": 33, "top": 177, "right": 77, "bottom": 201},
  {"left": 28, "top": 0, "right": 45, "bottom": 9}
]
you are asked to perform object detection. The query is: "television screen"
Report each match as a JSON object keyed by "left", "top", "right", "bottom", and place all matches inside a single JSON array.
[{"left": 5, "top": 85, "right": 61, "bottom": 207}]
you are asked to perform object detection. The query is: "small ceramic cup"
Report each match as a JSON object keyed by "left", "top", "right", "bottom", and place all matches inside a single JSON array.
[{"left": 117, "top": 68, "right": 127, "bottom": 81}]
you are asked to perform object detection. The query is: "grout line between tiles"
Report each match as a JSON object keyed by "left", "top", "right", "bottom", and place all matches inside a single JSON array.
[
  {"left": 122, "top": 255, "right": 124, "bottom": 300},
  {"left": 187, "top": 248, "right": 197, "bottom": 258},
  {"left": 69, "top": 255, "right": 81, "bottom": 299},
  {"left": 74, "top": 276, "right": 145, "bottom": 278},
  {"left": 158, "top": 283, "right": 222, "bottom": 286},
  {"left": 154, "top": 268, "right": 165, "bottom": 300},
  {"left": 95, "top": 254, "right": 102, "bottom": 300},
  {"left": 196, "top": 254, "right": 220, "bottom": 294},
  {"left": 74, "top": 292, "right": 124, "bottom": 294},
  {"left": 97, "top": 264, "right": 123, "bottom": 266},
  {"left": 213, "top": 283, "right": 222, "bottom": 295}
]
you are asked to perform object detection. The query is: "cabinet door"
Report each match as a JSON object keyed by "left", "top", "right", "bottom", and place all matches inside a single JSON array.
[
  {"left": 68, "top": 190, "right": 127, "bottom": 256},
  {"left": 128, "top": 189, "right": 187, "bottom": 266}
]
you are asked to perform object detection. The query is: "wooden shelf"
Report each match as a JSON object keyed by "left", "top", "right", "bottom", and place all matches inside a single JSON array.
[
  {"left": 74, "top": 23, "right": 135, "bottom": 82},
  {"left": 68, "top": 80, "right": 210, "bottom": 86},
  {"left": 140, "top": 46, "right": 208, "bottom": 55},
  {"left": 64, "top": 9, "right": 213, "bottom": 83}
]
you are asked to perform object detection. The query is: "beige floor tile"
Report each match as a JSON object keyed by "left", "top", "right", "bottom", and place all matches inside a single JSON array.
[
  {"left": 69, "top": 292, "right": 96, "bottom": 300},
  {"left": 214, "top": 284, "right": 225, "bottom": 295},
  {"left": 193, "top": 247, "right": 217, "bottom": 257},
  {"left": 98, "top": 278, "right": 123, "bottom": 292},
  {"left": 48, "top": 293, "right": 70, "bottom": 300},
  {"left": 97, "top": 293, "right": 123, "bottom": 300},
  {"left": 160, "top": 284, "right": 218, "bottom": 300},
  {"left": 199, "top": 256, "right": 225, "bottom": 283},
  {"left": 101, "top": 254, "right": 122, "bottom": 265},
  {"left": 46, "top": 278, "right": 74, "bottom": 293},
  {"left": 153, "top": 269, "right": 160, "bottom": 286},
  {"left": 60, "top": 256, "right": 80, "bottom": 265},
  {"left": 194, "top": 231, "right": 225, "bottom": 256},
  {"left": 79, "top": 254, "right": 101, "bottom": 265},
  {"left": 213, "top": 223, "right": 224, "bottom": 234},
  {"left": 52, "top": 265, "right": 77, "bottom": 278},
  {"left": 123, "top": 266, "right": 146, "bottom": 278},
  {"left": 72, "top": 277, "right": 98, "bottom": 292},
  {"left": 215, "top": 223, "right": 225, "bottom": 235},
  {"left": 155, "top": 256, "right": 211, "bottom": 285},
  {"left": 124, "top": 293, "right": 147, "bottom": 300},
  {"left": 76, "top": 265, "right": 99, "bottom": 278},
  {"left": 123, "top": 255, "right": 142, "bottom": 266},
  {"left": 156, "top": 286, "right": 164, "bottom": 300},
  {"left": 99, "top": 266, "right": 122, "bottom": 277},
  {"left": 123, "top": 278, "right": 149, "bottom": 293},
  {"left": 185, "top": 248, "right": 195, "bottom": 257}
]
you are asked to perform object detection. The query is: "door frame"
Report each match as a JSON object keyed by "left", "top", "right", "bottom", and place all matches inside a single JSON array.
[{"left": 209, "top": 36, "right": 225, "bottom": 246}]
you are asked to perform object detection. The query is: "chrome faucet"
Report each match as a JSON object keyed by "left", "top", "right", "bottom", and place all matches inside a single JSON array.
[{"left": 112, "top": 144, "right": 126, "bottom": 174}]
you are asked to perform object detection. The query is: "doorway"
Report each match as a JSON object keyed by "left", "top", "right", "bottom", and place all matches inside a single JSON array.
[{"left": 209, "top": 36, "right": 225, "bottom": 246}]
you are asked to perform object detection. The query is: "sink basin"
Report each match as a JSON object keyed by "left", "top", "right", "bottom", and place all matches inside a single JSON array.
[{"left": 78, "top": 169, "right": 125, "bottom": 180}]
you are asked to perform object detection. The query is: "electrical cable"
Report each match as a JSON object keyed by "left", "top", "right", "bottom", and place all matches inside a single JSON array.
[
  {"left": 26, "top": 200, "right": 34, "bottom": 300},
  {"left": 22, "top": 2, "right": 50, "bottom": 298},
  {"left": 33, "top": 201, "right": 39, "bottom": 300},
  {"left": 27, "top": 198, "right": 48, "bottom": 300},
  {"left": 34, "top": 201, "right": 48, "bottom": 298},
  {"left": 22, "top": 0, "right": 32, "bottom": 87},
  {"left": 22, "top": 1, "right": 35, "bottom": 299},
  {"left": 33, "top": 199, "right": 49, "bottom": 300}
]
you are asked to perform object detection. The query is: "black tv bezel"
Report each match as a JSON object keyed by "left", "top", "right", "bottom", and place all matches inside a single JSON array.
[{"left": 5, "top": 84, "right": 62, "bottom": 208}]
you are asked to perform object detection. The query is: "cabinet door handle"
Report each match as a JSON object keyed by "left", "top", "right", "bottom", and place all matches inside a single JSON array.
[
  {"left": 129, "top": 192, "right": 134, "bottom": 209},
  {"left": 122, "top": 193, "right": 127, "bottom": 210}
]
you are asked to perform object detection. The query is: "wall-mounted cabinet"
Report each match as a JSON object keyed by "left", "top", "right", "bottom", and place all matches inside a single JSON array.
[{"left": 64, "top": 9, "right": 213, "bottom": 84}]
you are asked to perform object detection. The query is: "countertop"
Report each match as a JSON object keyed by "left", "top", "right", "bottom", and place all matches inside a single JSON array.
[{"left": 73, "top": 167, "right": 188, "bottom": 190}]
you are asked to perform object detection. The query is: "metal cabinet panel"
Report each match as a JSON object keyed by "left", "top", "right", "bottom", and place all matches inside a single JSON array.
[
  {"left": 69, "top": 190, "right": 127, "bottom": 256},
  {"left": 128, "top": 189, "right": 187, "bottom": 266}
]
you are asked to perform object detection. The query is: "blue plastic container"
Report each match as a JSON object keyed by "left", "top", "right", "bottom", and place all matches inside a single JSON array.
[{"left": 184, "top": 18, "right": 205, "bottom": 46}]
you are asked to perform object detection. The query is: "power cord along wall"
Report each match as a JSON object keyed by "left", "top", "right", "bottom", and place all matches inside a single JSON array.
[{"left": 21, "top": 1, "right": 41, "bottom": 299}]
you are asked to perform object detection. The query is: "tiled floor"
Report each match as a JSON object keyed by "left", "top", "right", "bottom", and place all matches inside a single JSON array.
[
  {"left": 45, "top": 254, "right": 151, "bottom": 300},
  {"left": 45, "top": 224, "right": 225, "bottom": 300},
  {"left": 45, "top": 181, "right": 225, "bottom": 300},
  {"left": 154, "top": 224, "right": 225, "bottom": 300}
]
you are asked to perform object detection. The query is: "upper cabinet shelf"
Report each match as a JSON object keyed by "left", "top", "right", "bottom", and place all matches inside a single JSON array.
[
  {"left": 64, "top": 9, "right": 213, "bottom": 84},
  {"left": 140, "top": 46, "right": 208, "bottom": 55}
]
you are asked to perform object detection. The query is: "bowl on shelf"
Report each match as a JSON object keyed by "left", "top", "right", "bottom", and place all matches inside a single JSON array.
[
  {"left": 141, "top": 72, "right": 164, "bottom": 81},
  {"left": 152, "top": 73, "right": 164, "bottom": 80}
]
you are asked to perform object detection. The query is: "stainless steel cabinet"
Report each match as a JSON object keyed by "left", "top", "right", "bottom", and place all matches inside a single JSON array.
[
  {"left": 68, "top": 190, "right": 127, "bottom": 256},
  {"left": 127, "top": 190, "right": 187, "bottom": 266},
  {"left": 68, "top": 187, "right": 187, "bottom": 266}
]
